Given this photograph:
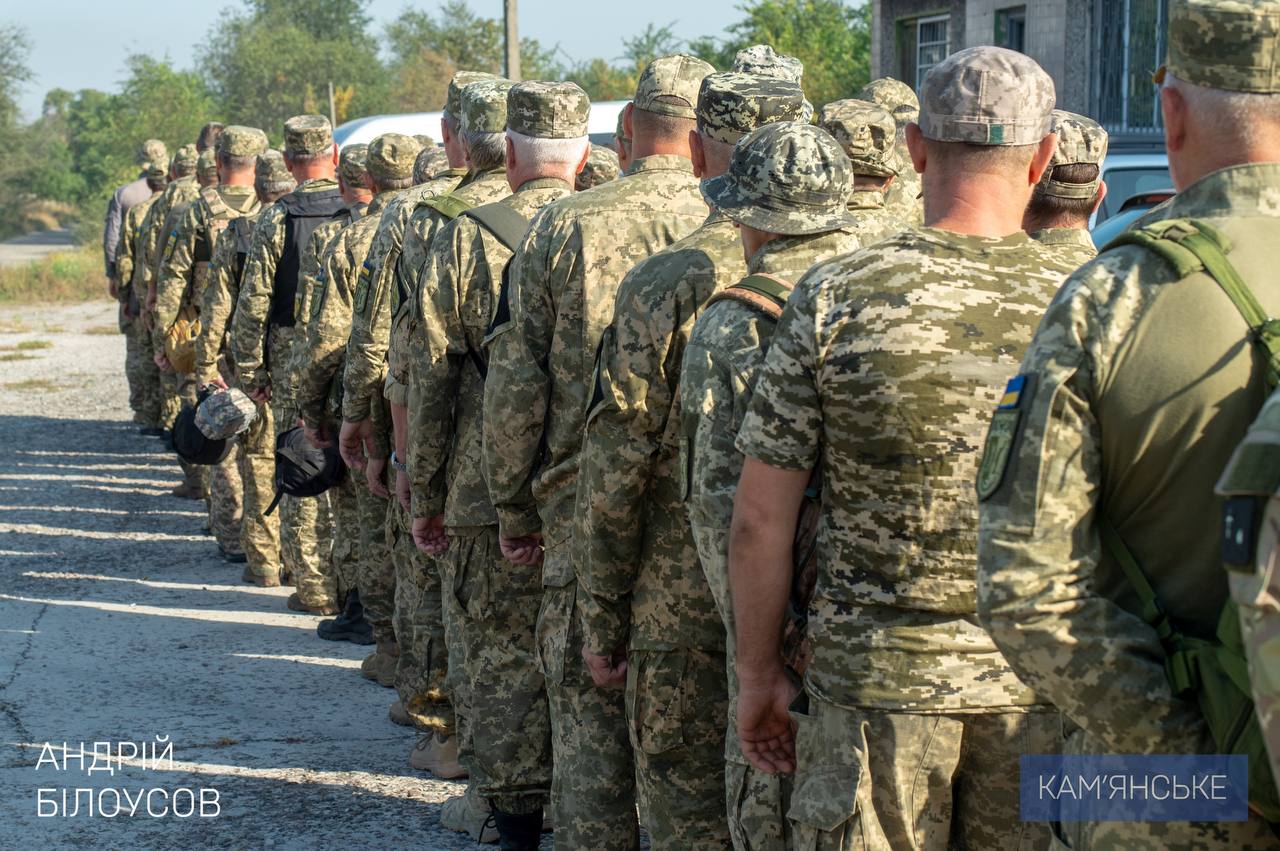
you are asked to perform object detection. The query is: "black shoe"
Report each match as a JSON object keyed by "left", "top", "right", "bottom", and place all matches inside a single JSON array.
[
  {"left": 493, "top": 809, "right": 543, "bottom": 851},
  {"left": 218, "top": 546, "right": 247, "bottom": 564},
  {"left": 317, "top": 590, "right": 373, "bottom": 643},
  {"left": 138, "top": 426, "right": 165, "bottom": 437}
]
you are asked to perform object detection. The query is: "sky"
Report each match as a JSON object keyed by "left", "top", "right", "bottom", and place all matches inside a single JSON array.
[{"left": 12, "top": 0, "right": 740, "bottom": 120}]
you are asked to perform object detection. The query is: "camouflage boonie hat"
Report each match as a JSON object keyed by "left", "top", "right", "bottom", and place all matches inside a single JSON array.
[
  {"left": 577, "top": 144, "right": 621, "bottom": 190},
  {"left": 634, "top": 54, "right": 715, "bottom": 119},
  {"left": 508, "top": 81, "right": 591, "bottom": 138},
  {"left": 216, "top": 125, "right": 269, "bottom": 158},
  {"left": 616, "top": 108, "right": 631, "bottom": 143},
  {"left": 696, "top": 72, "right": 807, "bottom": 145},
  {"left": 1039, "top": 110, "right": 1109, "bottom": 199},
  {"left": 137, "top": 138, "right": 167, "bottom": 166},
  {"left": 338, "top": 143, "right": 370, "bottom": 184},
  {"left": 196, "top": 148, "right": 218, "bottom": 180},
  {"left": 414, "top": 134, "right": 438, "bottom": 149},
  {"left": 1160, "top": 0, "right": 1280, "bottom": 93},
  {"left": 920, "top": 46, "right": 1055, "bottom": 145},
  {"left": 446, "top": 71, "right": 500, "bottom": 117},
  {"left": 283, "top": 114, "right": 334, "bottom": 156},
  {"left": 173, "top": 144, "right": 199, "bottom": 172},
  {"left": 859, "top": 77, "right": 920, "bottom": 126},
  {"left": 367, "top": 134, "right": 421, "bottom": 182},
  {"left": 414, "top": 147, "right": 450, "bottom": 183},
  {"left": 461, "top": 79, "right": 515, "bottom": 134},
  {"left": 145, "top": 158, "right": 170, "bottom": 180},
  {"left": 732, "top": 45, "right": 804, "bottom": 84},
  {"left": 195, "top": 388, "right": 258, "bottom": 441},
  {"left": 819, "top": 99, "right": 899, "bottom": 177},
  {"left": 703, "top": 122, "right": 857, "bottom": 236},
  {"left": 256, "top": 149, "right": 292, "bottom": 186}
]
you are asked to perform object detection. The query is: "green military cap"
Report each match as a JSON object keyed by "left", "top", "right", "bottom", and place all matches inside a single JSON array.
[
  {"left": 173, "top": 144, "right": 199, "bottom": 171},
  {"left": 508, "top": 81, "right": 591, "bottom": 139},
  {"left": 859, "top": 77, "right": 920, "bottom": 127},
  {"left": 819, "top": 99, "right": 899, "bottom": 177},
  {"left": 696, "top": 72, "right": 807, "bottom": 145},
  {"left": 196, "top": 148, "right": 218, "bottom": 179},
  {"left": 283, "top": 114, "right": 334, "bottom": 157},
  {"left": 145, "top": 157, "right": 170, "bottom": 180},
  {"left": 703, "top": 121, "right": 856, "bottom": 236},
  {"left": 1039, "top": 110, "right": 1109, "bottom": 199},
  {"left": 255, "top": 149, "right": 293, "bottom": 186},
  {"left": 634, "top": 54, "right": 715, "bottom": 119},
  {"left": 732, "top": 44, "right": 804, "bottom": 85},
  {"left": 414, "top": 147, "right": 450, "bottom": 183},
  {"left": 137, "top": 138, "right": 167, "bottom": 166},
  {"left": 577, "top": 143, "right": 621, "bottom": 191},
  {"left": 615, "top": 108, "right": 631, "bottom": 143},
  {"left": 446, "top": 70, "right": 500, "bottom": 118},
  {"left": 216, "top": 125, "right": 269, "bottom": 158},
  {"left": 368, "top": 133, "right": 421, "bottom": 182},
  {"left": 413, "top": 134, "right": 438, "bottom": 149},
  {"left": 1159, "top": 0, "right": 1280, "bottom": 93},
  {"left": 338, "top": 143, "right": 369, "bottom": 184},
  {"left": 461, "top": 78, "right": 515, "bottom": 134},
  {"left": 920, "top": 46, "right": 1055, "bottom": 146}
]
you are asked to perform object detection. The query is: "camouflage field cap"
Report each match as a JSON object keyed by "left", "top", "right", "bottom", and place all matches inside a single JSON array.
[
  {"left": 414, "top": 134, "right": 438, "bottom": 149},
  {"left": 1040, "top": 110, "right": 1109, "bottom": 199},
  {"left": 195, "top": 388, "right": 258, "bottom": 441},
  {"left": 461, "top": 78, "right": 515, "bottom": 134},
  {"left": 283, "top": 114, "right": 334, "bottom": 156},
  {"left": 145, "top": 157, "right": 170, "bottom": 180},
  {"left": 819, "top": 99, "right": 899, "bottom": 177},
  {"left": 577, "top": 143, "right": 622, "bottom": 190},
  {"left": 414, "top": 147, "right": 450, "bottom": 183},
  {"left": 216, "top": 125, "right": 269, "bottom": 158},
  {"left": 732, "top": 44, "right": 804, "bottom": 84},
  {"left": 703, "top": 121, "right": 857, "bottom": 236},
  {"left": 696, "top": 72, "right": 807, "bottom": 145},
  {"left": 1159, "top": 0, "right": 1280, "bottom": 93},
  {"left": 137, "top": 138, "right": 168, "bottom": 166},
  {"left": 859, "top": 77, "right": 920, "bottom": 127},
  {"left": 919, "top": 46, "right": 1055, "bottom": 145},
  {"left": 634, "top": 54, "right": 715, "bottom": 119},
  {"left": 256, "top": 149, "right": 292, "bottom": 186},
  {"left": 338, "top": 143, "right": 370, "bottom": 184},
  {"left": 173, "top": 144, "right": 199, "bottom": 171},
  {"left": 615, "top": 108, "right": 631, "bottom": 143},
  {"left": 446, "top": 71, "right": 500, "bottom": 117},
  {"left": 196, "top": 148, "right": 218, "bottom": 179},
  {"left": 508, "top": 81, "right": 591, "bottom": 139},
  {"left": 367, "top": 133, "right": 421, "bottom": 181}
]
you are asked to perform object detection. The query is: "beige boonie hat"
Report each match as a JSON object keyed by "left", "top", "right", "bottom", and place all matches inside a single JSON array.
[{"left": 819, "top": 99, "right": 899, "bottom": 177}]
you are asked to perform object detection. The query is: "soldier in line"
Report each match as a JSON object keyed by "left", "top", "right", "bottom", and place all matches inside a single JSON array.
[
  {"left": 859, "top": 76, "right": 924, "bottom": 227},
  {"left": 576, "top": 144, "right": 621, "bottom": 190},
  {"left": 574, "top": 70, "right": 805, "bottom": 851},
  {"left": 729, "top": 46, "right": 1073, "bottom": 849},
  {"left": 1023, "top": 109, "right": 1109, "bottom": 268},
  {"left": 614, "top": 109, "right": 631, "bottom": 175},
  {"left": 483, "top": 54, "right": 714, "bottom": 851},
  {"left": 818, "top": 99, "right": 909, "bottom": 245},
  {"left": 194, "top": 150, "right": 296, "bottom": 585},
  {"left": 104, "top": 139, "right": 167, "bottom": 290},
  {"left": 978, "top": 0, "right": 1280, "bottom": 845},
  {"left": 409, "top": 79, "right": 594, "bottom": 851},
  {"left": 155, "top": 125, "right": 270, "bottom": 565}
]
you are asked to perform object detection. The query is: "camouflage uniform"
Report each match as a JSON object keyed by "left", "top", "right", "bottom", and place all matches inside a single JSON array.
[
  {"left": 1025, "top": 110, "right": 1108, "bottom": 270},
  {"left": 680, "top": 123, "right": 861, "bottom": 851},
  {"left": 575, "top": 73, "right": 805, "bottom": 851},
  {"left": 858, "top": 77, "right": 923, "bottom": 226},
  {"left": 1027, "top": 227, "right": 1097, "bottom": 267},
  {"left": 736, "top": 50, "right": 1070, "bottom": 849},
  {"left": 484, "top": 55, "right": 713, "bottom": 851},
  {"left": 977, "top": 4, "right": 1280, "bottom": 845},
  {"left": 117, "top": 181, "right": 164, "bottom": 429},
  {"left": 410, "top": 82, "right": 596, "bottom": 822},
  {"left": 577, "top": 144, "right": 621, "bottom": 191},
  {"left": 818, "top": 99, "right": 908, "bottom": 246}
]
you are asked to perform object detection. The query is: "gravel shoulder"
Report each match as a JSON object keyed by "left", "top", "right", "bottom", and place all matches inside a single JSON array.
[{"left": 0, "top": 301, "right": 492, "bottom": 848}]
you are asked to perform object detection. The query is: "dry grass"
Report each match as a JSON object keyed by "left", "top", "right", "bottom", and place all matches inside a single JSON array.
[
  {"left": 85, "top": 325, "right": 120, "bottom": 335},
  {"left": 0, "top": 245, "right": 106, "bottom": 304},
  {"left": 16, "top": 340, "right": 52, "bottom": 350},
  {"left": 3, "top": 379, "right": 61, "bottom": 392},
  {"left": 0, "top": 353, "right": 35, "bottom": 362}
]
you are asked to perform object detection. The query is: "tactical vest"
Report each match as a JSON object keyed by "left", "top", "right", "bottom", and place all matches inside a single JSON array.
[
  {"left": 228, "top": 216, "right": 256, "bottom": 288},
  {"left": 393, "top": 193, "right": 476, "bottom": 316},
  {"left": 193, "top": 187, "right": 238, "bottom": 303},
  {"left": 460, "top": 202, "right": 531, "bottom": 377},
  {"left": 270, "top": 187, "right": 347, "bottom": 329}
]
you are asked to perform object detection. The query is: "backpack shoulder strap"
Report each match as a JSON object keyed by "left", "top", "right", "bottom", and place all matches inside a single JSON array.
[
  {"left": 1105, "top": 217, "right": 1280, "bottom": 389},
  {"left": 461, "top": 203, "right": 531, "bottom": 253},
  {"left": 420, "top": 193, "right": 475, "bottom": 222},
  {"left": 706, "top": 273, "right": 795, "bottom": 321}
]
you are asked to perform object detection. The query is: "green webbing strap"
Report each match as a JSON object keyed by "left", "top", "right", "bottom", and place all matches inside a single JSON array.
[
  {"left": 461, "top": 203, "right": 531, "bottom": 253},
  {"left": 734, "top": 274, "right": 794, "bottom": 308},
  {"left": 420, "top": 193, "right": 474, "bottom": 221}
]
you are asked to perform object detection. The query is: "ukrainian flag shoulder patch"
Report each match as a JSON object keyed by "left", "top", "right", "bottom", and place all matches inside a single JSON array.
[{"left": 977, "top": 374, "right": 1033, "bottom": 501}]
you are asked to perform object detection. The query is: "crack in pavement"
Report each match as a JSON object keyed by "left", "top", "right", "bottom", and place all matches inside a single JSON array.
[{"left": 0, "top": 601, "right": 48, "bottom": 750}]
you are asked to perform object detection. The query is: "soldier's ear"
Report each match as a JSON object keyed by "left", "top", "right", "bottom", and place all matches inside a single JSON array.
[
  {"left": 689, "top": 130, "right": 707, "bottom": 178},
  {"left": 1029, "top": 133, "right": 1057, "bottom": 188},
  {"left": 905, "top": 123, "right": 927, "bottom": 176},
  {"left": 330, "top": 144, "right": 339, "bottom": 167},
  {"left": 575, "top": 140, "right": 590, "bottom": 176}
]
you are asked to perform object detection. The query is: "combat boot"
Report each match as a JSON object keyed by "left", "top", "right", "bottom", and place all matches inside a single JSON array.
[
  {"left": 287, "top": 592, "right": 339, "bottom": 616},
  {"left": 360, "top": 641, "right": 398, "bottom": 686},
  {"left": 218, "top": 545, "right": 247, "bottom": 564},
  {"left": 410, "top": 731, "right": 466, "bottom": 779},
  {"left": 492, "top": 809, "right": 543, "bottom": 851},
  {"left": 317, "top": 589, "right": 364, "bottom": 638},
  {"left": 241, "top": 565, "right": 281, "bottom": 588},
  {"left": 170, "top": 481, "right": 203, "bottom": 500},
  {"left": 439, "top": 785, "right": 497, "bottom": 843}
]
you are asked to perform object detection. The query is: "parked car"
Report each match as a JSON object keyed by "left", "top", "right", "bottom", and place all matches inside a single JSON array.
[
  {"left": 1092, "top": 141, "right": 1170, "bottom": 226},
  {"left": 1090, "top": 188, "right": 1177, "bottom": 248},
  {"left": 334, "top": 100, "right": 629, "bottom": 150}
]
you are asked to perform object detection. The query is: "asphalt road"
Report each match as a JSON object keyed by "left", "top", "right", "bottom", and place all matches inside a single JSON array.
[{"left": 0, "top": 230, "right": 79, "bottom": 268}]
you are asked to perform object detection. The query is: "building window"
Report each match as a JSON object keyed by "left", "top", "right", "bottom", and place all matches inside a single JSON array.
[
  {"left": 915, "top": 15, "right": 951, "bottom": 89},
  {"left": 996, "top": 6, "right": 1027, "bottom": 52}
]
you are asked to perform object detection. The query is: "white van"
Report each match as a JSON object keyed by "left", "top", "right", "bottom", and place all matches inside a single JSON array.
[{"left": 334, "top": 100, "right": 629, "bottom": 150}]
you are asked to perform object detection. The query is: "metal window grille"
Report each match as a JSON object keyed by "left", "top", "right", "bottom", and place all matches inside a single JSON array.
[
  {"left": 996, "top": 6, "right": 1027, "bottom": 53},
  {"left": 916, "top": 15, "right": 951, "bottom": 90},
  {"left": 1093, "top": 0, "right": 1169, "bottom": 136}
]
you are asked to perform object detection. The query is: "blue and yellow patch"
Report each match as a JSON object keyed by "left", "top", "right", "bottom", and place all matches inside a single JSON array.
[
  {"left": 998, "top": 375, "right": 1026, "bottom": 410},
  {"left": 354, "top": 261, "right": 373, "bottom": 315},
  {"left": 977, "top": 374, "right": 1034, "bottom": 501}
]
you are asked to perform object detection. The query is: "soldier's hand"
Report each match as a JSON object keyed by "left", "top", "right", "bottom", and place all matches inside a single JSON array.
[
  {"left": 412, "top": 515, "right": 450, "bottom": 556},
  {"left": 108, "top": 278, "right": 118, "bottom": 300},
  {"left": 154, "top": 352, "right": 172, "bottom": 372},
  {"left": 145, "top": 286, "right": 157, "bottom": 312},
  {"left": 499, "top": 534, "right": 544, "bottom": 566},
  {"left": 206, "top": 376, "right": 228, "bottom": 391},
  {"left": 305, "top": 423, "right": 331, "bottom": 449},
  {"left": 248, "top": 385, "right": 271, "bottom": 404},
  {"left": 394, "top": 469, "right": 411, "bottom": 512},
  {"left": 339, "top": 420, "right": 368, "bottom": 470},
  {"left": 737, "top": 669, "right": 800, "bottom": 776},
  {"left": 365, "top": 456, "right": 390, "bottom": 498},
  {"left": 582, "top": 647, "right": 627, "bottom": 689}
]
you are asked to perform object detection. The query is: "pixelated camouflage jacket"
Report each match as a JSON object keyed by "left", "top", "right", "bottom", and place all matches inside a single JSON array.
[
  {"left": 136, "top": 176, "right": 199, "bottom": 293},
  {"left": 1028, "top": 226, "right": 1098, "bottom": 270},
  {"left": 118, "top": 193, "right": 161, "bottom": 307},
  {"left": 194, "top": 208, "right": 265, "bottom": 385}
]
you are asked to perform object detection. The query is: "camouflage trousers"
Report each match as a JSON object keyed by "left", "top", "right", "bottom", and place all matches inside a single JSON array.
[
  {"left": 208, "top": 443, "right": 244, "bottom": 556},
  {"left": 1233, "top": 500, "right": 1280, "bottom": 801},
  {"left": 788, "top": 696, "right": 1058, "bottom": 851},
  {"left": 237, "top": 399, "right": 280, "bottom": 578},
  {"left": 124, "top": 318, "right": 161, "bottom": 428},
  {"left": 628, "top": 646, "right": 730, "bottom": 851},
  {"left": 327, "top": 469, "right": 366, "bottom": 604},
  {"left": 271, "top": 395, "right": 335, "bottom": 606},
  {"left": 389, "top": 500, "right": 452, "bottom": 734},
  {"left": 537, "top": 568, "right": 640, "bottom": 850},
  {"left": 444, "top": 526, "right": 550, "bottom": 814}
]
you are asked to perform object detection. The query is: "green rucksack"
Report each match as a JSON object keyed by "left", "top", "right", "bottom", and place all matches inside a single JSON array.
[{"left": 1103, "top": 218, "right": 1280, "bottom": 822}]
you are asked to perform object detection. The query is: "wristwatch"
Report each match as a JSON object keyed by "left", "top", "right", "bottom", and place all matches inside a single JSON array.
[{"left": 390, "top": 451, "right": 408, "bottom": 473}]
